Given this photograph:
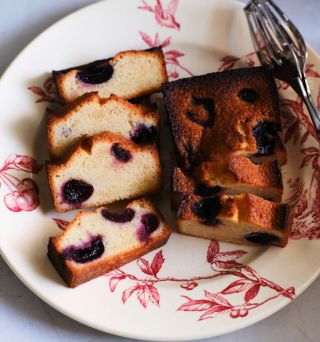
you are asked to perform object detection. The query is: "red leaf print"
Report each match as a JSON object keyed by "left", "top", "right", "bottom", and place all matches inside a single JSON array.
[
  {"left": 137, "top": 257, "right": 154, "bottom": 276},
  {"left": 241, "top": 266, "right": 261, "bottom": 281},
  {"left": 44, "top": 77, "right": 54, "bottom": 92},
  {"left": 244, "top": 284, "right": 261, "bottom": 302},
  {"left": 109, "top": 274, "right": 126, "bottom": 292},
  {"left": 204, "top": 290, "right": 231, "bottom": 306},
  {"left": 122, "top": 286, "right": 139, "bottom": 303},
  {"left": 160, "top": 36, "right": 171, "bottom": 48},
  {"left": 151, "top": 250, "right": 165, "bottom": 276},
  {"left": 28, "top": 86, "right": 47, "bottom": 97},
  {"left": 221, "top": 279, "right": 254, "bottom": 295},
  {"left": 211, "top": 260, "right": 242, "bottom": 271},
  {"left": 199, "top": 305, "right": 231, "bottom": 320},
  {"left": 137, "top": 285, "right": 160, "bottom": 308},
  {"left": 218, "top": 56, "right": 240, "bottom": 71},
  {"left": 165, "top": 49, "right": 184, "bottom": 59},
  {"left": 139, "top": 31, "right": 154, "bottom": 47},
  {"left": 178, "top": 297, "right": 214, "bottom": 312},
  {"left": 317, "top": 86, "right": 320, "bottom": 110},
  {"left": 207, "top": 240, "right": 219, "bottom": 263},
  {"left": 305, "top": 64, "right": 320, "bottom": 78},
  {"left": 180, "top": 280, "right": 198, "bottom": 290},
  {"left": 215, "top": 250, "right": 247, "bottom": 262},
  {"left": 300, "top": 154, "right": 315, "bottom": 168},
  {"left": 138, "top": 0, "right": 181, "bottom": 30},
  {"left": 52, "top": 218, "right": 70, "bottom": 231}
]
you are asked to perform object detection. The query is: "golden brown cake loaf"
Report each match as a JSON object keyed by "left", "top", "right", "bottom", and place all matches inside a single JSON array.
[
  {"left": 48, "top": 92, "right": 159, "bottom": 159},
  {"left": 163, "top": 66, "right": 289, "bottom": 247},
  {"left": 46, "top": 132, "right": 161, "bottom": 212},
  {"left": 53, "top": 47, "right": 168, "bottom": 103},
  {"left": 48, "top": 198, "right": 171, "bottom": 287},
  {"left": 162, "top": 66, "right": 286, "bottom": 170},
  {"left": 176, "top": 193, "right": 289, "bottom": 247}
]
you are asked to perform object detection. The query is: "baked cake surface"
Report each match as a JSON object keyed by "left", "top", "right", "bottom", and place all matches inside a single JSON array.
[
  {"left": 162, "top": 66, "right": 286, "bottom": 170},
  {"left": 47, "top": 131, "right": 161, "bottom": 212},
  {"left": 48, "top": 92, "right": 159, "bottom": 159},
  {"left": 53, "top": 47, "right": 168, "bottom": 103},
  {"left": 48, "top": 198, "right": 171, "bottom": 287},
  {"left": 177, "top": 193, "right": 289, "bottom": 247}
]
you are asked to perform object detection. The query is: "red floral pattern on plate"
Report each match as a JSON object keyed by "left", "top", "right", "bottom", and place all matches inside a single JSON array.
[
  {"left": 140, "top": 31, "right": 192, "bottom": 79},
  {"left": 104, "top": 240, "right": 294, "bottom": 318},
  {"left": 28, "top": 77, "right": 60, "bottom": 104},
  {"left": 52, "top": 218, "right": 70, "bottom": 231},
  {"left": 138, "top": 0, "right": 180, "bottom": 30},
  {"left": 0, "top": 154, "right": 42, "bottom": 212}
]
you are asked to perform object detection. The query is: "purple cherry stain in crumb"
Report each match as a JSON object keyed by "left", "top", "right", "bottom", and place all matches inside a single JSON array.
[
  {"left": 192, "top": 197, "right": 222, "bottom": 226},
  {"left": 62, "top": 236, "right": 104, "bottom": 263},
  {"left": 252, "top": 121, "right": 279, "bottom": 155},
  {"left": 111, "top": 143, "right": 132, "bottom": 162},
  {"left": 101, "top": 208, "right": 135, "bottom": 223},
  {"left": 130, "top": 124, "right": 156, "bottom": 145},
  {"left": 62, "top": 179, "right": 94, "bottom": 204},
  {"left": 76, "top": 64, "right": 114, "bottom": 84},
  {"left": 137, "top": 213, "right": 160, "bottom": 241},
  {"left": 237, "top": 88, "right": 258, "bottom": 103}
]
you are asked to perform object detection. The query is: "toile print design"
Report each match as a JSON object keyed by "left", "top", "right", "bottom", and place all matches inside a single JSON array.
[
  {"left": 104, "top": 240, "right": 294, "bottom": 319},
  {"left": 138, "top": 0, "right": 191, "bottom": 79},
  {"left": 138, "top": 0, "right": 180, "bottom": 30},
  {"left": 0, "top": 154, "right": 42, "bottom": 212},
  {"left": 218, "top": 52, "right": 320, "bottom": 240},
  {"left": 28, "top": 77, "right": 60, "bottom": 104},
  {"left": 139, "top": 31, "right": 192, "bottom": 79}
]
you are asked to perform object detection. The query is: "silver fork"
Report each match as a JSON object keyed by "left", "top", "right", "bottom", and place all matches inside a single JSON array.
[{"left": 244, "top": 0, "right": 320, "bottom": 138}]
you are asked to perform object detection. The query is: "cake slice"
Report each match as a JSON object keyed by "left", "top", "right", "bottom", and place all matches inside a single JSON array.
[
  {"left": 162, "top": 66, "right": 286, "bottom": 170},
  {"left": 48, "top": 198, "right": 171, "bottom": 287},
  {"left": 53, "top": 47, "right": 168, "bottom": 103},
  {"left": 47, "top": 132, "right": 161, "bottom": 212},
  {"left": 48, "top": 92, "right": 159, "bottom": 159},
  {"left": 177, "top": 193, "right": 289, "bottom": 247},
  {"left": 195, "top": 154, "right": 283, "bottom": 201}
]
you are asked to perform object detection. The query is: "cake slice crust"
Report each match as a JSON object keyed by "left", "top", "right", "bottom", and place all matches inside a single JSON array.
[
  {"left": 48, "top": 198, "right": 171, "bottom": 287},
  {"left": 53, "top": 47, "right": 168, "bottom": 103},
  {"left": 48, "top": 92, "right": 159, "bottom": 159}
]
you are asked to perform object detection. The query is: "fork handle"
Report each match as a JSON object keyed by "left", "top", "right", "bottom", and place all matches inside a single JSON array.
[{"left": 291, "top": 76, "right": 320, "bottom": 139}]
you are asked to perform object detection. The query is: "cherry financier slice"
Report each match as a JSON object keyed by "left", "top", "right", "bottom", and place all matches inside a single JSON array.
[
  {"left": 46, "top": 131, "right": 161, "bottom": 212},
  {"left": 48, "top": 198, "right": 171, "bottom": 287}
]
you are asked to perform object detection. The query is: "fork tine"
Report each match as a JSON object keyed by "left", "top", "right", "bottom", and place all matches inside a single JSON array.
[
  {"left": 244, "top": 4, "right": 270, "bottom": 66},
  {"left": 251, "top": 6, "right": 283, "bottom": 65},
  {"left": 255, "top": 3, "right": 285, "bottom": 62},
  {"left": 261, "top": 1, "right": 301, "bottom": 59},
  {"left": 266, "top": 0, "right": 306, "bottom": 56}
]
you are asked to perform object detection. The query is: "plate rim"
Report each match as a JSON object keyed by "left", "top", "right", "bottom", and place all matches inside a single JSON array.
[{"left": 0, "top": 0, "right": 320, "bottom": 340}]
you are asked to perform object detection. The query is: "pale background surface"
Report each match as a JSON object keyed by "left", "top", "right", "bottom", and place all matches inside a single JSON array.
[{"left": 0, "top": 1, "right": 319, "bottom": 341}]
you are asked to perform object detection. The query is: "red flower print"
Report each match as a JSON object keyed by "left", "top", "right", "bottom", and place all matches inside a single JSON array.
[
  {"left": 4, "top": 178, "right": 39, "bottom": 212},
  {"left": 138, "top": 0, "right": 180, "bottom": 30},
  {"left": 105, "top": 241, "right": 294, "bottom": 318},
  {"left": 0, "top": 154, "right": 42, "bottom": 212}
]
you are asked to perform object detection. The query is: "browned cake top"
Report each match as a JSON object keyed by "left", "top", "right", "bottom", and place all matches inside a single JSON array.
[{"left": 162, "top": 66, "right": 282, "bottom": 170}]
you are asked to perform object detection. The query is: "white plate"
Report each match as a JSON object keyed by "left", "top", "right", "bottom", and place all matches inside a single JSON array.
[{"left": 0, "top": 0, "right": 320, "bottom": 340}]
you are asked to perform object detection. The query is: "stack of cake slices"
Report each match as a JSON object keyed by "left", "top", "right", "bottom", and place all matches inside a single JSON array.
[
  {"left": 163, "top": 66, "right": 290, "bottom": 247},
  {"left": 46, "top": 48, "right": 171, "bottom": 287}
]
